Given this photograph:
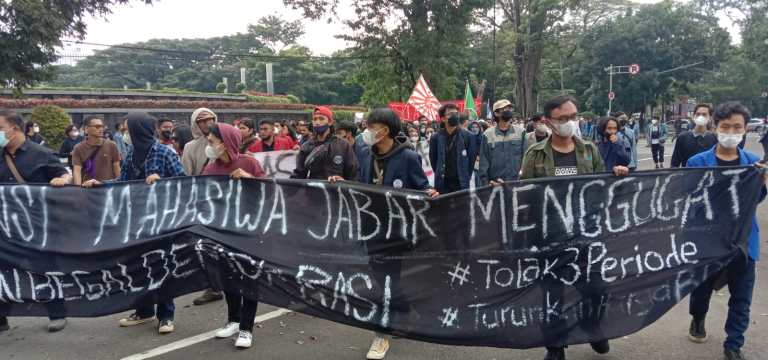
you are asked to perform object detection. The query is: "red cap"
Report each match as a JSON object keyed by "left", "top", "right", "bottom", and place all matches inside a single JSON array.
[{"left": 313, "top": 106, "right": 334, "bottom": 123}]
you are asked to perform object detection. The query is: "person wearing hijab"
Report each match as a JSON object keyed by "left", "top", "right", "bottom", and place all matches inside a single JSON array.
[
  {"left": 82, "top": 112, "right": 186, "bottom": 335},
  {"left": 181, "top": 108, "right": 225, "bottom": 306},
  {"left": 202, "top": 123, "right": 265, "bottom": 349}
]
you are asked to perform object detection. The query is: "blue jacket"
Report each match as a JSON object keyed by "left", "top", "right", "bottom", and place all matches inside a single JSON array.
[
  {"left": 359, "top": 141, "right": 430, "bottom": 190},
  {"left": 687, "top": 147, "right": 766, "bottom": 261},
  {"left": 618, "top": 128, "right": 637, "bottom": 168},
  {"left": 429, "top": 128, "right": 478, "bottom": 192},
  {"left": 354, "top": 135, "right": 371, "bottom": 181},
  {"left": 597, "top": 140, "right": 630, "bottom": 169},
  {"left": 478, "top": 126, "right": 525, "bottom": 185}
]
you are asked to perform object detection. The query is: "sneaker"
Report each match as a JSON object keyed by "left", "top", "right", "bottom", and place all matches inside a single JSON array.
[
  {"left": 590, "top": 340, "right": 610, "bottom": 354},
  {"left": 193, "top": 289, "right": 223, "bottom": 306},
  {"left": 158, "top": 320, "right": 175, "bottom": 334},
  {"left": 119, "top": 313, "right": 155, "bottom": 327},
  {"left": 689, "top": 318, "right": 707, "bottom": 343},
  {"left": 366, "top": 336, "right": 390, "bottom": 360},
  {"left": 0, "top": 316, "right": 9, "bottom": 333},
  {"left": 724, "top": 349, "right": 746, "bottom": 360},
  {"left": 48, "top": 318, "right": 67, "bottom": 333},
  {"left": 235, "top": 331, "right": 253, "bottom": 349},
  {"left": 544, "top": 347, "right": 566, "bottom": 360},
  {"left": 215, "top": 322, "right": 240, "bottom": 338}
]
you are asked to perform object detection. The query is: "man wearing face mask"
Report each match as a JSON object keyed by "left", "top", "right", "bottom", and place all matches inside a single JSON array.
[
  {"left": 522, "top": 96, "right": 626, "bottom": 360},
  {"left": 685, "top": 102, "right": 768, "bottom": 360},
  {"left": 429, "top": 104, "right": 478, "bottom": 194},
  {"left": 525, "top": 113, "right": 550, "bottom": 151},
  {"left": 671, "top": 103, "right": 718, "bottom": 168},
  {"left": 291, "top": 106, "right": 358, "bottom": 181},
  {"left": 156, "top": 118, "right": 176, "bottom": 153},
  {"left": 0, "top": 111, "right": 72, "bottom": 334},
  {"left": 646, "top": 116, "right": 668, "bottom": 168},
  {"left": 478, "top": 99, "right": 526, "bottom": 186},
  {"left": 182, "top": 108, "right": 217, "bottom": 177},
  {"left": 182, "top": 108, "right": 224, "bottom": 306},
  {"left": 613, "top": 112, "right": 638, "bottom": 172},
  {"left": 352, "top": 108, "right": 437, "bottom": 360}
]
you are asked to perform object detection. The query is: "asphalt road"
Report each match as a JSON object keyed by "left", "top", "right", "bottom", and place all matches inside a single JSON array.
[{"left": 2, "top": 134, "right": 767, "bottom": 360}]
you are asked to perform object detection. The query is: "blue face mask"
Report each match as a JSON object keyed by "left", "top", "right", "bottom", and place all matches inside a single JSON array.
[
  {"left": 313, "top": 124, "right": 329, "bottom": 134},
  {"left": 0, "top": 131, "right": 8, "bottom": 148}
]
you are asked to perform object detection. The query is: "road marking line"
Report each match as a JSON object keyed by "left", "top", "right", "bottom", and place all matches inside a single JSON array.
[{"left": 121, "top": 308, "right": 292, "bottom": 360}]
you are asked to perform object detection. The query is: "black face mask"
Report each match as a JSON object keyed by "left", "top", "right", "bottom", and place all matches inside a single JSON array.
[
  {"left": 501, "top": 110, "right": 514, "bottom": 121},
  {"left": 161, "top": 130, "right": 173, "bottom": 140},
  {"left": 447, "top": 114, "right": 460, "bottom": 127}
]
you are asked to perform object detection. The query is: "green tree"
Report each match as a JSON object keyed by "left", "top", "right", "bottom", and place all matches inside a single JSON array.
[
  {"left": 0, "top": 0, "right": 151, "bottom": 88},
  {"left": 573, "top": 1, "right": 730, "bottom": 115},
  {"left": 284, "top": 0, "right": 492, "bottom": 105},
  {"left": 29, "top": 105, "right": 71, "bottom": 150}
]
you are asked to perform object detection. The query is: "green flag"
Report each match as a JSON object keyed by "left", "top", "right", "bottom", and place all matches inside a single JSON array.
[{"left": 464, "top": 81, "right": 478, "bottom": 120}]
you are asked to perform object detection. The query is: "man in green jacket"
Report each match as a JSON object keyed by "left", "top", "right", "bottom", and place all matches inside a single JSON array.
[{"left": 520, "top": 95, "right": 627, "bottom": 360}]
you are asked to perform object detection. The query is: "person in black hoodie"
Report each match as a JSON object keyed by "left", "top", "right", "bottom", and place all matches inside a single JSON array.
[{"left": 342, "top": 108, "right": 437, "bottom": 360}]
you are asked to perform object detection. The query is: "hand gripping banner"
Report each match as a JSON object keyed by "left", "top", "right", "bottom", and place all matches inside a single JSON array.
[{"left": 0, "top": 167, "right": 763, "bottom": 349}]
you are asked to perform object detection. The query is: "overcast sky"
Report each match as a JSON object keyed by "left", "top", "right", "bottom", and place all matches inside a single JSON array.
[{"left": 61, "top": 0, "right": 740, "bottom": 57}]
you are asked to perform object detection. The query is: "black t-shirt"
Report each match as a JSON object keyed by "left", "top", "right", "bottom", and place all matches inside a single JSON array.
[
  {"left": 553, "top": 149, "right": 578, "bottom": 176},
  {"left": 716, "top": 155, "right": 740, "bottom": 167},
  {"left": 262, "top": 140, "right": 275, "bottom": 152}
]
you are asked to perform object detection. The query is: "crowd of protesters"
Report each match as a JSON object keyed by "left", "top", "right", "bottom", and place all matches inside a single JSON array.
[{"left": 0, "top": 95, "right": 766, "bottom": 360}]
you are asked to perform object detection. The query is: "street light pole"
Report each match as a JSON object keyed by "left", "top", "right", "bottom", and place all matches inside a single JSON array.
[{"left": 608, "top": 64, "right": 613, "bottom": 114}]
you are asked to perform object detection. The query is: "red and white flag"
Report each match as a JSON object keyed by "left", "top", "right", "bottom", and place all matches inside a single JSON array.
[{"left": 407, "top": 74, "right": 441, "bottom": 122}]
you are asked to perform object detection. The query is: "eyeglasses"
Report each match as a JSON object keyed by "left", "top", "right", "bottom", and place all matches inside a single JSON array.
[
  {"left": 197, "top": 117, "right": 215, "bottom": 122},
  {"left": 259, "top": 127, "right": 271, "bottom": 131}
]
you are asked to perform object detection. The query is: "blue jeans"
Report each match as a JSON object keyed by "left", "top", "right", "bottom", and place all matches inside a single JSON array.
[
  {"left": 689, "top": 256, "right": 756, "bottom": 351},
  {"left": 136, "top": 300, "right": 175, "bottom": 322}
]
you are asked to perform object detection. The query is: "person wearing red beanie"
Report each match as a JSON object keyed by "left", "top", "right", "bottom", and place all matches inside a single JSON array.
[{"left": 290, "top": 106, "right": 358, "bottom": 180}]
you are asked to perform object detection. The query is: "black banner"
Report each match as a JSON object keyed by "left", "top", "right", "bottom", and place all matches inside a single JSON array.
[{"left": 0, "top": 167, "right": 762, "bottom": 349}]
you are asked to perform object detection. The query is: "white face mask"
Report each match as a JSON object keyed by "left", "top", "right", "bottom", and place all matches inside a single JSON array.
[
  {"left": 361, "top": 128, "right": 380, "bottom": 146},
  {"left": 551, "top": 120, "right": 574, "bottom": 138},
  {"left": 694, "top": 116, "right": 708, "bottom": 127},
  {"left": 651, "top": 120, "right": 658, "bottom": 125},
  {"left": 71, "top": 131, "right": 80, "bottom": 138},
  {"left": 717, "top": 132, "right": 743, "bottom": 149},
  {"left": 535, "top": 123, "right": 549, "bottom": 134},
  {"left": 410, "top": 135, "right": 419, "bottom": 143},
  {"left": 204, "top": 144, "right": 222, "bottom": 160},
  {"left": 33, "top": 126, "right": 40, "bottom": 133}
]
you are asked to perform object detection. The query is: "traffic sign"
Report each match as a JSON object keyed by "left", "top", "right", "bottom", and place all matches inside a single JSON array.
[
  {"left": 608, "top": 92, "right": 615, "bottom": 100},
  {"left": 629, "top": 64, "right": 640, "bottom": 75}
]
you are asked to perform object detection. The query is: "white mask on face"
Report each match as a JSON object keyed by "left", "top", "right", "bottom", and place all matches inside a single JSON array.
[
  {"left": 717, "top": 132, "right": 743, "bottom": 149},
  {"left": 652, "top": 119, "right": 658, "bottom": 125},
  {"left": 535, "top": 123, "right": 549, "bottom": 134},
  {"left": 551, "top": 120, "right": 574, "bottom": 138},
  {"left": 204, "top": 144, "right": 222, "bottom": 160},
  {"left": 33, "top": 126, "right": 40, "bottom": 133},
  {"left": 694, "top": 116, "right": 708, "bottom": 127},
  {"left": 361, "top": 128, "right": 380, "bottom": 146},
  {"left": 410, "top": 135, "right": 419, "bottom": 143}
]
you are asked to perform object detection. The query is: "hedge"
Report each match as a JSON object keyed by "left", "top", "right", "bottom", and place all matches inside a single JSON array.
[{"left": 29, "top": 105, "right": 71, "bottom": 151}]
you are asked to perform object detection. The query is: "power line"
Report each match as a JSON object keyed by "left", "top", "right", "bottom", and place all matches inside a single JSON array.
[{"left": 60, "top": 40, "right": 392, "bottom": 61}]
